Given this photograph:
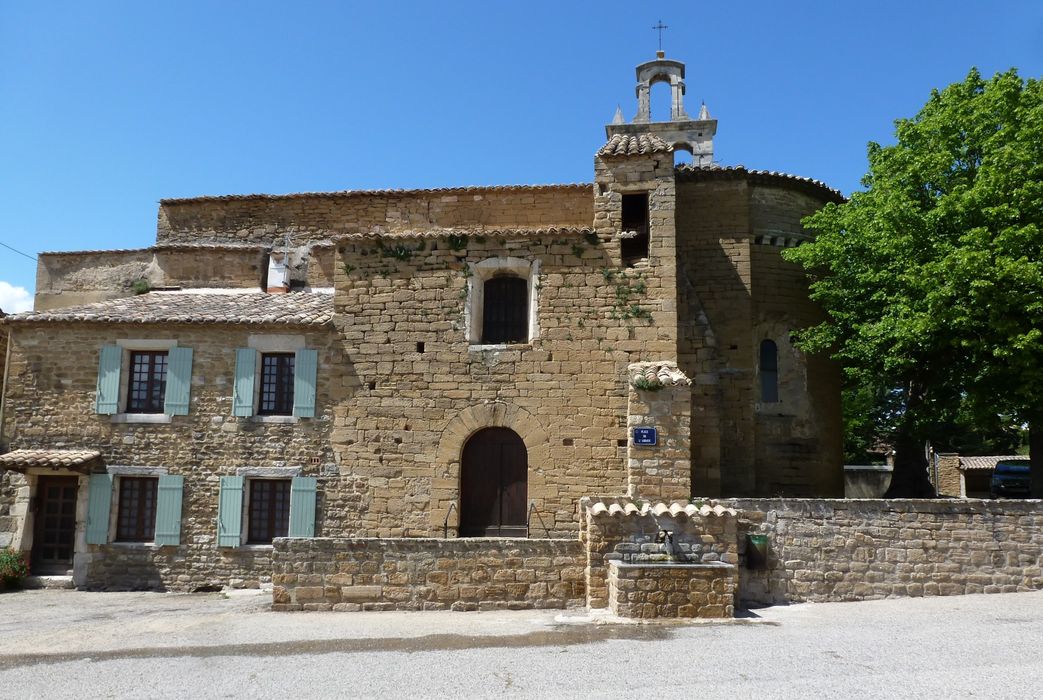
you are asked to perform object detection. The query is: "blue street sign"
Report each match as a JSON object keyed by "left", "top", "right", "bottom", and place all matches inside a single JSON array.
[{"left": 633, "top": 427, "right": 657, "bottom": 446}]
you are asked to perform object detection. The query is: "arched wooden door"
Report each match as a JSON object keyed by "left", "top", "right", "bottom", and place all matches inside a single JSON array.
[{"left": 459, "top": 427, "right": 528, "bottom": 537}]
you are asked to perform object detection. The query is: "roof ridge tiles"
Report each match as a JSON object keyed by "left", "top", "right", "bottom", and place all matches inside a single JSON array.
[
  {"left": 675, "top": 163, "right": 845, "bottom": 201},
  {"left": 160, "top": 183, "right": 594, "bottom": 204},
  {"left": 334, "top": 226, "right": 593, "bottom": 242},
  {"left": 5, "top": 290, "right": 334, "bottom": 328}
]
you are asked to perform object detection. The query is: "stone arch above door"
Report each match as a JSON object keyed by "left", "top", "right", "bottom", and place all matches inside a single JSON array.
[{"left": 432, "top": 403, "right": 550, "bottom": 534}]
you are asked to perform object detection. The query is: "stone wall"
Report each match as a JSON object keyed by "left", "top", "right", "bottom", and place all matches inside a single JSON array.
[
  {"left": 674, "top": 175, "right": 843, "bottom": 498},
  {"left": 330, "top": 223, "right": 673, "bottom": 538},
  {"left": 157, "top": 185, "right": 595, "bottom": 245},
  {"left": 625, "top": 365, "right": 691, "bottom": 502},
  {"left": 83, "top": 543, "right": 274, "bottom": 591},
  {"left": 271, "top": 537, "right": 585, "bottom": 611},
  {"left": 675, "top": 178, "right": 750, "bottom": 497},
  {"left": 1, "top": 322, "right": 340, "bottom": 590},
  {"left": 0, "top": 470, "right": 22, "bottom": 549},
  {"left": 935, "top": 454, "right": 962, "bottom": 497},
  {"left": 608, "top": 561, "right": 735, "bottom": 619},
  {"left": 750, "top": 188, "right": 843, "bottom": 497},
  {"left": 35, "top": 246, "right": 336, "bottom": 312},
  {"left": 729, "top": 498, "right": 1043, "bottom": 606}
]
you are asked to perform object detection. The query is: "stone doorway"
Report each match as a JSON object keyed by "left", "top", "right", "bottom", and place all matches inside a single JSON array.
[
  {"left": 31, "top": 475, "right": 79, "bottom": 574},
  {"left": 459, "top": 427, "right": 528, "bottom": 537}
]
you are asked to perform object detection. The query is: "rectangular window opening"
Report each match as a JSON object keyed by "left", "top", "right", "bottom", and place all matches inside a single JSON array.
[
  {"left": 247, "top": 479, "right": 291, "bottom": 544},
  {"left": 621, "top": 193, "right": 650, "bottom": 267},
  {"left": 481, "top": 274, "right": 529, "bottom": 344},
  {"left": 259, "top": 353, "right": 295, "bottom": 416},
  {"left": 127, "top": 351, "right": 168, "bottom": 413},
  {"left": 116, "top": 477, "right": 158, "bottom": 542},
  {"left": 760, "top": 340, "right": 780, "bottom": 403},
  {"left": 416, "top": 341, "right": 425, "bottom": 353}
]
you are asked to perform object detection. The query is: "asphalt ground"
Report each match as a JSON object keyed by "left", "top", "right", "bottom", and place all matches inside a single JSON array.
[{"left": 1, "top": 588, "right": 1041, "bottom": 698}]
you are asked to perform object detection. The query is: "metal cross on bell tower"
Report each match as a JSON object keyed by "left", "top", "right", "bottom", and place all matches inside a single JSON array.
[{"left": 653, "top": 20, "right": 668, "bottom": 52}]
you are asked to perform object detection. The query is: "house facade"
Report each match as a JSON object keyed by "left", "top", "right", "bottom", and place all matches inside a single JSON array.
[{"left": 0, "top": 53, "right": 843, "bottom": 591}]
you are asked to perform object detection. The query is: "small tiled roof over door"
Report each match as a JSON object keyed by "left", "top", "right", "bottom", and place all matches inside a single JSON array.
[{"left": 0, "top": 449, "right": 102, "bottom": 472}]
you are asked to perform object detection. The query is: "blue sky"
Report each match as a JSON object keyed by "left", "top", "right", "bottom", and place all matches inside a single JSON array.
[{"left": 1, "top": 1, "right": 1041, "bottom": 309}]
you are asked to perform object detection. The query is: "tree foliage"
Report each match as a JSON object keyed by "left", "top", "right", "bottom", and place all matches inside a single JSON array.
[{"left": 785, "top": 68, "right": 1043, "bottom": 496}]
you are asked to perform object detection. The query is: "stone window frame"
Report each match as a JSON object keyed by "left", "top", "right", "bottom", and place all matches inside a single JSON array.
[
  {"left": 110, "top": 339, "right": 178, "bottom": 424},
  {"left": 754, "top": 328, "right": 808, "bottom": 413},
  {"left": 236, "top": 466, "right": 302, "bottom": 548},
  {"left": 465, "top": 257, "right": 540, "bottom": 349},
  {"left": 245, "top": 334, "right": 307, "bottom": 424},
  {"left": 105, "top": 465, "right": 169, "bottom": 547}
]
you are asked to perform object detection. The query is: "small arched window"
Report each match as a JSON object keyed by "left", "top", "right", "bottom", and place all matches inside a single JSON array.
[
  {"left": 481, "top": 275, "right": 528, "bottom": 344},
  {"left": 759, "top": 339, "right": 779, "bottom": 403}
]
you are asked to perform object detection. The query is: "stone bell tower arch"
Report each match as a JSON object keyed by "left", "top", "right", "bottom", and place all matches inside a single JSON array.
[
  {"left": 634, "top": 54, "right": 688, "bottom": 123},
  {"left": 606, "top": 51, "right": 717, "bottom": 166}
]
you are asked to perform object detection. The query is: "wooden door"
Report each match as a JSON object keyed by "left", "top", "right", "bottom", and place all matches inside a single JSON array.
[
  {"left": 32, "top": 476, "right": 79, "bottom": 574},
  {"left": 459, "top": 428, "right": 528, "bottom": 537}
]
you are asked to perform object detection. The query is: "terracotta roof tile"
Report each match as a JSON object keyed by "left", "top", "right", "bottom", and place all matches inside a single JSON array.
[
  {"left": 0, "top": 449, "right": 101, "bottom": 470},
  {"left": 160, "top": 183, "right": 593, "bottom": 204},
  {"left": 676, "top": 163, "right": 845, "bottom": 202},
  {"left": 629, "top": 361, "right": 692, "bottom": 389},
  {"left": 335, "top": 226, "right": 593, "bottom": 243},
  {"left": 598, "top": 133, "right": 673, "bottom": 157},
  {"left": 584, "top": 498, "right": 736, "bottom": 519},
  {"left": 959, "top": 455, "right": 1026, "bottom": 471},
  {"left": 5, "top": 291, "right": 334, "bottom": 327},
  {"left": 40, "top": 243, "right": 279, "bottom": 257}
]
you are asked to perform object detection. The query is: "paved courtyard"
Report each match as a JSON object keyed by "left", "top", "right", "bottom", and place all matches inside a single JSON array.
[{"left": 1, "top": 588, "right": 1041, "bottom": 698}]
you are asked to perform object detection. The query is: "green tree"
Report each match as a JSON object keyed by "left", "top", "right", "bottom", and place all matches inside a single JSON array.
[{"left": 785, "top": 68, "right": 1043, "bottom": 497}]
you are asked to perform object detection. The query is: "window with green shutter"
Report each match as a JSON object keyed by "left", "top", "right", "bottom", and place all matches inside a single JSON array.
[
  {"left": 163, "top": 348, "right": 194, "bottom": 416},
  {"left": 233, "top": 348, "right": 258, "bottom": 417},
  {"left": 216, "top": 476, "right": 244, "bottom": 547},
  {"left": 85, "top": 473, "right": 114, "bottom": 544},
  {"left": 154, "top": 475, "right": 184, "bottom": 546},
  {"left": 288, "top": 476, "right": 318, "bottom": 537},
  {"left": 292, "top": 349, "right": 318, "bottom": 418},
  {"left": 95, "top": 345, "right": 122, "bottom": 415}
]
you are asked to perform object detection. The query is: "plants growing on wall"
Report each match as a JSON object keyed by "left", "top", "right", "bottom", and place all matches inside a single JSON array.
[{"left": 0, "top": 548, "right": 28, "bottom": 591}]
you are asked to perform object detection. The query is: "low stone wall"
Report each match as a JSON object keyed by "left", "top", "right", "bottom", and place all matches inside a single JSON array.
[
  {"left": 83, "top": 544, "right": 273, "bottom": 591},
  {"left": 727, "top": 498, "right": 1043, "bottom": 606},
  {"left": 608, "top": 561, "right": 735, "bottom": 619},
  {"left": 272, "top": 537, "right": 585, "bottom": 611}
]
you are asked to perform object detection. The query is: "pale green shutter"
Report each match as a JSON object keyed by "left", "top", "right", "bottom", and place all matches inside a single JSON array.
[
  {"left": 288, "top": 476, "right": 317, "bottom": 537},
  {"left": 163, "top": 347, "right": 193, "bottom": 416},
  {"left": 217, "top": 476, "right": 244, "bottom": 547},
  {"left": 232, "top": 348, "right": 257, "bottom": 417},
  {"left": 292, "top": 348, "right": 318, "bottom": 418},
  {"left": 154, "top": 475, "right": 184, "bottom": 546},
  {"left": 85, "top": 474, "right": 113, "bottom": 545},
  {"left": 95, "top": 345, "right": 122, "bottom": 415}
]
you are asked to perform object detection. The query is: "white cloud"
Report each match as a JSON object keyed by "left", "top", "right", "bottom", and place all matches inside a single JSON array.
[{"left": 0, "top": 281, "right": 34, "bottom": 313}]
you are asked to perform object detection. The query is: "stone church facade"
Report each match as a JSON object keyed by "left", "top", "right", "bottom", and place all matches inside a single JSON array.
[{"left": 0, "top": 53, "right": 843, "bottom": 593}]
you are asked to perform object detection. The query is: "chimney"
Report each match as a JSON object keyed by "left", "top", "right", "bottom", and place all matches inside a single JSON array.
[{"left": 266, "top": 251, "right": 290, "bottom": 294}]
